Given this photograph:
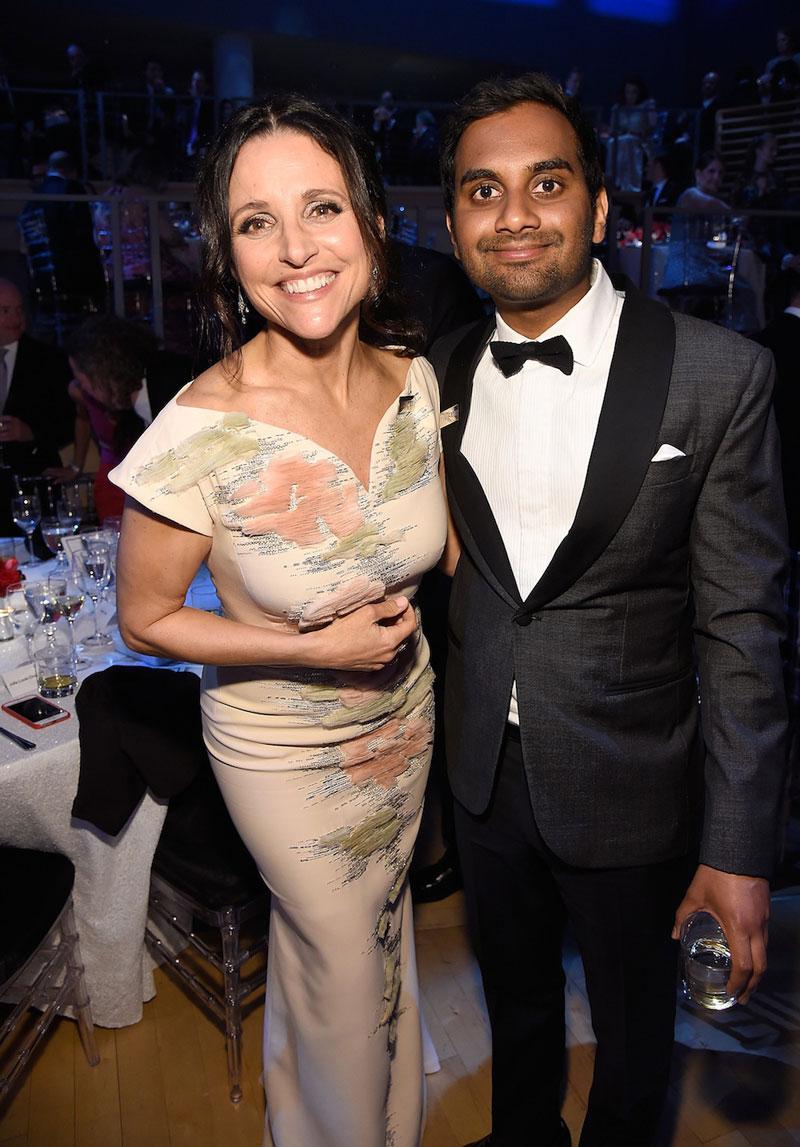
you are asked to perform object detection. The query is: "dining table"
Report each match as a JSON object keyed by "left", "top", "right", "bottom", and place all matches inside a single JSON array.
[{"left": 0, "top": 553, "right": 217, "bottom": 1027}]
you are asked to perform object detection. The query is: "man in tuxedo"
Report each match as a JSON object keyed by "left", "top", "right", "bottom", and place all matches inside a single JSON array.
[
  {"left": 430, "top": 73, "right": 787, "bottom": 1147},
  {"left": 644, "top": 149, "right": 682, "bottom": 207},
  {"left": 757, "top": 267, "right": 800, "bottom": 545},
  {"left": 0, "top": 278, "right": 73, "bottom": 476}
]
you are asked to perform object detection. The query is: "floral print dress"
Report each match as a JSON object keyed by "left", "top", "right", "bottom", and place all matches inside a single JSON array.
[{"left": 110, "top": 357, "right": 447, "bottom": 1147}]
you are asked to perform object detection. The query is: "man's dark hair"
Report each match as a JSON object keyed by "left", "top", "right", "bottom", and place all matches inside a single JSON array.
[{"left": 440, "top": 72, "right": 604, "bottom": 216}]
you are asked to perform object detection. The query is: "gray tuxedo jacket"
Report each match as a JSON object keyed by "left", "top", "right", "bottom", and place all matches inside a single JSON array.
[{"left": 429, "top": 279, "right": 788, "bottom": 878}]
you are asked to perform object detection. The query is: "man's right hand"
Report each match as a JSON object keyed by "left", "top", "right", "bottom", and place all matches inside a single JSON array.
[{"left": 303, "top": 597, "right": 417, "bottom": 672}]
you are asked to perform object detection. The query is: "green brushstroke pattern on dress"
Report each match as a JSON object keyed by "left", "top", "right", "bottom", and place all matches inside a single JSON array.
[
  {"left": 320, "top": 522, "right": 403, "bottom": 561},
  {"left": 380, "top": 410, "right": 429, "bottom": 502},
  {"left": 132, "top": 413, "right": 260, "bottom": 492},
  {"left": 300, "top": 665, "right": 433, "bottom": 728},
  {"left": 319, "top": 805, "right": 403, "bottom": 859}
]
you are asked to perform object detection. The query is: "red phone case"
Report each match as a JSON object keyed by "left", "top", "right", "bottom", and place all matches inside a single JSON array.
[{"left": 1, "top": 697, "right": 71, "bottom": 730}]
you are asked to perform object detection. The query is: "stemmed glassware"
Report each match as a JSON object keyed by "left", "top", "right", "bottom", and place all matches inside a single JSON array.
[
  {"left": 11, "top": 492, "right": 42, "bottom": 563},
  {"left": 48, "top": 571, "right": 88, "bottom": 664},
  {"left": 40, "top": 516, "right": 72, "bottom": 567},
  {"left": 73, "top": 545, "right": 113, "bottom": 649},
  {"left": 56, "top": 484, "right": 83, "bottom": 539},
  {"left": 5, "top": 583, "right": 38, "bottom": 653}
]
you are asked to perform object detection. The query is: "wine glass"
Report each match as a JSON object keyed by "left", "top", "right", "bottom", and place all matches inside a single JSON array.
[
  {"left": 11, "top": 492, "right": 42, "bottom": 563},
  {"left": 56, "top": 484, "right": 83, "bottom": 538},
  {"left": 41, "top": 516, "right": 72, "bottom": 566},
  {"left": 73, "top": 546, "right": 113, "bottom": 648},
  {"left": 23, "top": 580, "right": 62, "bottom": 629},
  {"left": 5, "top": 582, "right": 37, "bottom": 652},
  {"left": 48, "top": 570, "right": 88, "bottom": 664}
]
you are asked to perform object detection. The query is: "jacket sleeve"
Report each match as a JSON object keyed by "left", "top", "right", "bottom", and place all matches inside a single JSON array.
[{"left": 691, "top": 342, "right": 789, "bottom": 877}]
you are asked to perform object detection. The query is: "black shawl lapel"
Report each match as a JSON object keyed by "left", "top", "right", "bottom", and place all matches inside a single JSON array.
[
  {"left": 515, "top": 279, "right": 676, "bottom": 621},
  {"left": 441, "top": 319, "right": 522, "bottom": 608}
]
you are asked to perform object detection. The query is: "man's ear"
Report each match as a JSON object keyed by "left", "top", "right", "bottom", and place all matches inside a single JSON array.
[
  {"left": 446, "top": 213, "right": 461, "bottom": 262},
  {"left": 592, "top": 187, "right": 609, "bottom": 246}
]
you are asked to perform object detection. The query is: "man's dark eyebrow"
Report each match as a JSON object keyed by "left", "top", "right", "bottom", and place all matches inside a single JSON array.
[
  {"left": 459, "top": 168, "right": 498, "bottom": 188},
  {"left": 528, "top": 157, "right": 575, "bottom": 174}
]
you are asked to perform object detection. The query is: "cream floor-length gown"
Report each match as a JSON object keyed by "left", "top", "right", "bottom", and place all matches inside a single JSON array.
[{"left": 111, "top": 358, "right": 448, "bottom": 1147}]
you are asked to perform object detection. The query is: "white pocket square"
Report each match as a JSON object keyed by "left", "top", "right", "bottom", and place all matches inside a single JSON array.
[{"left": 651, "top": 444, "right": 686, "bottom": 462}]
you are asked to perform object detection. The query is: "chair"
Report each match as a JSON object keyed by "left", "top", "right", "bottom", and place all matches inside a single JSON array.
[
  {"left": 0, "top": 847, "right": 99, "bottom": 1106},
  {"left": 146, "top": 761, "right": 269, "bottom": 1102}
]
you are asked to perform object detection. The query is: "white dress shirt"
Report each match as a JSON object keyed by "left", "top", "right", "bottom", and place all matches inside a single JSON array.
[
  {"left": 132, "top": 376, "right": 153, "bottom": 427},
  {"left": 0, "top": 340, "right": 19, "bottom": 412},
  {"left": 461, "top": 259, "right": 625, "bottom": 724}
]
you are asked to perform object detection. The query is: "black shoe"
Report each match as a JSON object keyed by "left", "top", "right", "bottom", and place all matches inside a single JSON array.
[
  {"left": 410, "top": 847, "right": 462, "bottom": 902},
  {"left": 463, "top": 1117, "right": 571, "bottom": 1146}
]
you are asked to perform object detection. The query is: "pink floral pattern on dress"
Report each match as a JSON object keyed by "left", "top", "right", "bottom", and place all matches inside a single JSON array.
[
  {"left": 338, "top": 708, "right": 432, "bottom": 789},
  {"left": 232, "top": 453, "right": 364, "bottom": 545}
]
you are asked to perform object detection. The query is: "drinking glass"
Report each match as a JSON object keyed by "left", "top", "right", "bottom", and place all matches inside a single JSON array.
[
  {"left": 30, "top": 616, "right": 77, "bottom": 698},
  {"left": 56, "top": 490, "right": 82, "bottom": 537},
  {"left": 41, "top": 516, "right": 72, "bottom": 565},
  {"left": 11, "top": 492, "right": 42, "bottom": 563},
  {"left": 73, "top": 546, "right": 113, "bottom": 648},
  {"left": 48, "top": 570, "right": 88, "bottom": 663},
  {"left": 680, "top": 911, "right": 736, "bottom": 1011},
  {"left": 5, "top": 583, "right": 37, "bottom": 652},
  {"left": 23, "top": 580, "right": 61, "bottom": 625}
]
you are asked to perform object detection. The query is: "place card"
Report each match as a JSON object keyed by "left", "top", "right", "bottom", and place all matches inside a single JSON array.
[
  {"left": 3, "top": 663, "right": 38, "bottom": 698},
  {"left": 61, "top": 535, "right": 84, "bottom": 561}
]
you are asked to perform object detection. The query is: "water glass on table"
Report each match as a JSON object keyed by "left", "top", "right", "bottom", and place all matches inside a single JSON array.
[
  {"left": 40, "top": 516, "right": 73, "bottom": 566},
  {"left": 5, "top": 583, "right": 37, "bottom": 651},
  {"left": 73, "top": 545, "right": 113, "bottom": 649},
  {"left": 11, "top": 492, "right": 41, "bottom": 564},
  {"left": 680, "top": 910, "right": 736, "bottom": 1011}
]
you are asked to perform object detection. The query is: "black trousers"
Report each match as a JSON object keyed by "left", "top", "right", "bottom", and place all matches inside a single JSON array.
[{"left": 454, "top": 728, "right": 693, "bottom": 1147}]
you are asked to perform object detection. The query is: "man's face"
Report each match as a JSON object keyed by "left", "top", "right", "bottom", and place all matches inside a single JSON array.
[
  {"left": 0, "top": 282, "right": 25, "bottom": 344},
  {"left": 447, "top": 102, "right": 607, "bottom": 323},
  {"left": 701, "top": 72, "right": 720, "bottom": 99}
]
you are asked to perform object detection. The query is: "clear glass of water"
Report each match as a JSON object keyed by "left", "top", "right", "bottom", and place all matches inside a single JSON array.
[
  {"left": 11, "top": 492, "right": 42, "bottom": 563},
  {"left": 680, "top": 911, "right": 737, "bottom": 1011},
  {"left": 73, "top": 545, "right": 113, "bottom": 649}
]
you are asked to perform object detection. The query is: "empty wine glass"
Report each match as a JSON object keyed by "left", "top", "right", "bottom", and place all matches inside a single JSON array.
[
  {"left": 5, "top": 582, "right": 37, "bottom": 652},
  {"left": 73, "top": 545, "right": 113, "bottom": 648},
  {"left": 11, "top": 492, "right": 42, "bottom": 563},
  {"left": 56, "top": 485, "right": 82, "bottom": 537}
]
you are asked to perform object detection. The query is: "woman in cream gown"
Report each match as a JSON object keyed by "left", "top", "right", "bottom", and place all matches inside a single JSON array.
[{"left": 112, "top": 96, "right": 456, "bottom": 1147}]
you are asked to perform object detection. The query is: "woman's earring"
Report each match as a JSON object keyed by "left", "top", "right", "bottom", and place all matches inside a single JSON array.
[{"left": 238, "top": 287, "right": 249, "bottom": 319}]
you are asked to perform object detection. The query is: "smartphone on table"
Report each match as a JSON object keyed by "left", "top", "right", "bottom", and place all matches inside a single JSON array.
[{"left": 1, "top": 695, "right": 71, "bottom": 729}]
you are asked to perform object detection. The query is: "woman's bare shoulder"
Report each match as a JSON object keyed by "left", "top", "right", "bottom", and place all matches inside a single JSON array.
[{"left": 175, "top": 361, "right": 238, "bottom": 412}]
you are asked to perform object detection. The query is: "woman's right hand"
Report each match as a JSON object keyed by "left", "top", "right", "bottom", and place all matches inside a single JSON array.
[{"left": 303, "top": 597, "right": 418, "bottom": 672}]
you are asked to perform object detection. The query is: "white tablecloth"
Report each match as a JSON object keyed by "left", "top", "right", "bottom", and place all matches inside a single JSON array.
[{"left": 0, "top": 560, "right": 213, "bottom": 1027}]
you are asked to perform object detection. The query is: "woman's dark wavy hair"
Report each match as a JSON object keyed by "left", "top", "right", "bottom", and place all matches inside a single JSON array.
[
  {"left": 67, "top": 316, "right": 156, "bottom": 455},
  {"left": 196, "top": 94, "right": 419, "bottom": 366},
  {"left": 440, "top": 72, "right": 604, "bottom": 217}
]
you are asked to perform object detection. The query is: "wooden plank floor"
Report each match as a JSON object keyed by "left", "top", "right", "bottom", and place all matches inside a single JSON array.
[{"left": 2, "top": 889, "right": 799, "bottom": 1146}]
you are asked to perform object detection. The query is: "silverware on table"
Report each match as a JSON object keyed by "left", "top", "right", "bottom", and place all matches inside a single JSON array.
[{"left": 0, "top": 725, "right": 36, "bottom": 750}]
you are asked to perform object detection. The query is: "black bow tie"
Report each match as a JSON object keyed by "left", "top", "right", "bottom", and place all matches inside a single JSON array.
[{"left": 490, "top": 335, "right": 574, "bottom": 377}]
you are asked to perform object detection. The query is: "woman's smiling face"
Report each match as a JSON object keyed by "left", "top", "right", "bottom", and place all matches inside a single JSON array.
[{"left": 228, "top": 129, "right": 373, "bottom": 344}]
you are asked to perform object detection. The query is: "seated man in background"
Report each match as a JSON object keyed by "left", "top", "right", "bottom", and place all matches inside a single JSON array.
[{"left": 0, "top": 278, "right": 74, "bottom": 477}]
